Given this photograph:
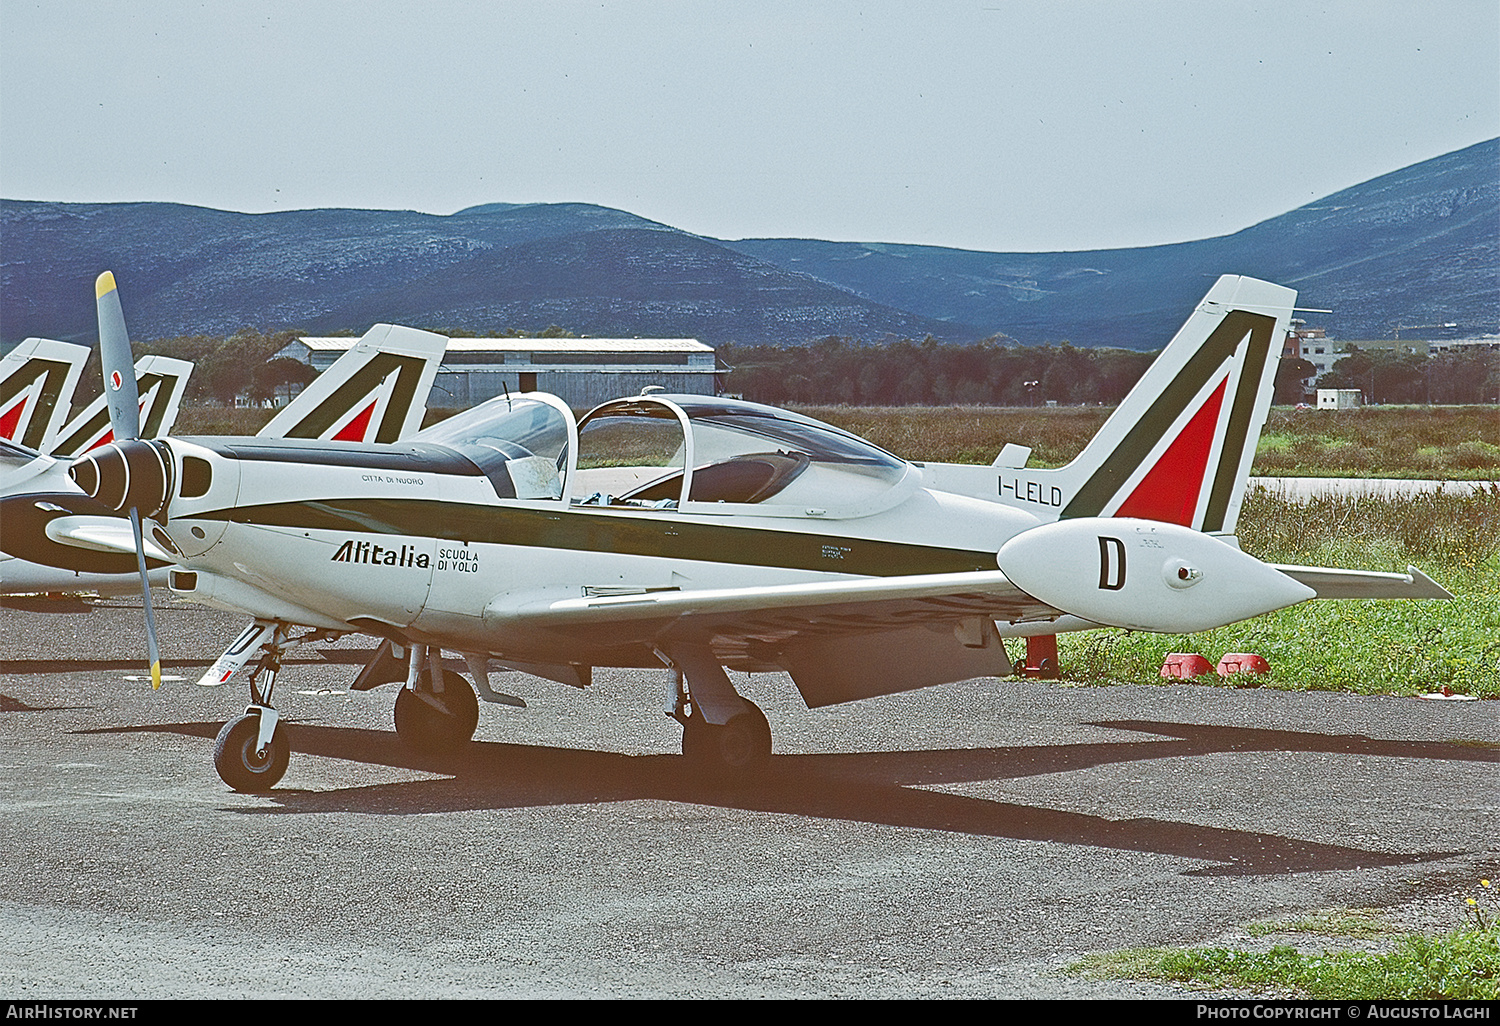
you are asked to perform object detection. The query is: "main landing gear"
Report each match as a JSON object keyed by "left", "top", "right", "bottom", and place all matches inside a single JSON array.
[
  {"left": 663, "top": 644, "right": 773, "bottom": 779},
  {"left": 394, "top": 666, "right": 480, "bottom": 755}
]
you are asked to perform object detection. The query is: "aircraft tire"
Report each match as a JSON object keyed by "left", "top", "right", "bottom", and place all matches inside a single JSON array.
[
  {"left": 681, "top": 702, "right": 772, "bottom": 777},
  {"left": 394, "top": 670, "right": 480, "bottom": 754},
  {"left": 213, "top": 714, "right": 290, "bottom": 793}
]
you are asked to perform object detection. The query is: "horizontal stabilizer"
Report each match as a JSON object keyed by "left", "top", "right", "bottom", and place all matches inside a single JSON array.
[{"left": 1271, "top": 564, "right": 1453, "bottom": 600}]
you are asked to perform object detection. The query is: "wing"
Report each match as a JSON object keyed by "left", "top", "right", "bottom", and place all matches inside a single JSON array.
[{"left": 489, "top": 571, "right": 1060, "bottom": 706}]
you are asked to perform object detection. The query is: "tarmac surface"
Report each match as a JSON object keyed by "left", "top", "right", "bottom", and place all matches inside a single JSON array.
[{"left": 1, "top": 592, "right": 1496, "bottom": 999}]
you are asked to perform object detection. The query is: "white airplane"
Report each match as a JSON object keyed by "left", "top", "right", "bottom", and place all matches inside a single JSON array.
[
  {"left": 68, "top": 272, "right": 1450, "bottom": 792},
  {"left": 0, "top": 289, "right": 447, "bottom": 596},
  {"left": 1, "top": 344, "right": 195, "bottom": 592}
]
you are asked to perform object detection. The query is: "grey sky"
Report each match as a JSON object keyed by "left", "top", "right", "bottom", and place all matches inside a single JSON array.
[{"left": 1, "top": 1, "right": 1495, "bottom": 252}]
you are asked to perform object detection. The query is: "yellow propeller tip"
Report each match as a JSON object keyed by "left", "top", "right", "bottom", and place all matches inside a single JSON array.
[
  {"left": 95, "top": 271, "right": 117, "bottom": 298},
  {"left": 150, "top": 662, "right": 162, "bottom": 690}
]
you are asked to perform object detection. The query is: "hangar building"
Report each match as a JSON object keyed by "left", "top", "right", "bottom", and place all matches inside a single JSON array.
[{"left": 275, "top": 336, "right": 723, "bottom": 409}]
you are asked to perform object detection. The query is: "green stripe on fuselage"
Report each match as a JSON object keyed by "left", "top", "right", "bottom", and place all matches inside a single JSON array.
[{"left": 197, "top": 498, "right": 997, "bottom": 577}]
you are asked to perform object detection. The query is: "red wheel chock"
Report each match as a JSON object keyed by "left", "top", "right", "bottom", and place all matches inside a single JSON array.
[{"left": 1160, "top": 653, "right": 1214, "bottom": 678}]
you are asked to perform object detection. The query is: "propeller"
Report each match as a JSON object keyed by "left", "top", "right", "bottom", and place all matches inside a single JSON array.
[{"left": 94, "top": 271, "right": 163, "bottom": 689}]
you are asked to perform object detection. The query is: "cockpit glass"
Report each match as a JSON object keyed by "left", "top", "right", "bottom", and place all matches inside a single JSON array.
[
  {"left": 416, "top": 396, "right": 569, "bottom": 499},
  {"left": 568, "top": 394, "right": 910, "bottom": 511},
  {"left": 570, "top": 402, "right": 687, "bottom": 507},
  {"left": 676, "top": 400, "right": 908, "bottom": 507}
]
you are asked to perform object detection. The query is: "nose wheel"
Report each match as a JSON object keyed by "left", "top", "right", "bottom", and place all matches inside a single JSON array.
[{"left": 213, "top": 712, "right": 290, "bottom": 792}]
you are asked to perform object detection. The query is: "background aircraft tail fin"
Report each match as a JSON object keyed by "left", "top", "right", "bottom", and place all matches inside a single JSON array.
[
  {"left": 1048, "top": 275, "right": 1295, "bottom": 534},
  {"left": 257, "top": 324, "right": 448, "bottom": 442},
  {"left": 1, "top": 338, "right": 89, "bottom": 452},
  {"left": 47, "top": 354, "right": 194, "bottom": 457}
]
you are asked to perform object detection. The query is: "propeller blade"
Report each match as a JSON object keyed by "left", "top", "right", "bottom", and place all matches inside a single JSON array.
[
  {"left": 95, "top": 271, "right": 142, "bottom": 443},
  {"left": 128, "top": 507, "right": 163, "bottom": 690},
  {"left": 96, "top": 272, "right": 161, "bottom": 688}
]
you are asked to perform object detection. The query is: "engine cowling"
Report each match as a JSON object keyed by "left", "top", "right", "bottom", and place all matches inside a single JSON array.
[{"left": 69, "top": 439, "right": 173, "bottom": 519}]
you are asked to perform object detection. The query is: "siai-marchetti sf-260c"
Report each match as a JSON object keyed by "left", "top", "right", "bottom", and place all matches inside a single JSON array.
[{"left": 66, "top": 271, "right": 1450, "bottom": 791}]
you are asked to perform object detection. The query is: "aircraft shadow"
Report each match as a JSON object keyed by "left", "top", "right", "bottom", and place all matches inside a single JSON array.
[{"left": 76, "top": 717, "right": 1493, "bottom": 878}]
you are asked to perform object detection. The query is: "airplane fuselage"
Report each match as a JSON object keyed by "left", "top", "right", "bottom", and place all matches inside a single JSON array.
[{"left": 157, "top": 432, "right": 1046, "bottom": 669}]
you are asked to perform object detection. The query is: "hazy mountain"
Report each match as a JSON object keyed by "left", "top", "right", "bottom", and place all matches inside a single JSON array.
[
  {"left": 2, "top": 138, "right": 1493, "bottom": 348},
  {"left": 727, "top": 138, "right": 1499, "bottom": 346},
  {"left": 0, "top": 200, "right": 970, "bottom": 345}
]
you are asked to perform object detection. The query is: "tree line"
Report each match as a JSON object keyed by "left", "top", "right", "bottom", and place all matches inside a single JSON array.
[
  {"left": 105, "top": 327, "right": 1495, "bottom": 410},
  {"left": 721, "top": 337, "right": 1160, "bottom": 407},
  {"left": 1318, "top": 346, "right": 1500, "bottom": 405}
]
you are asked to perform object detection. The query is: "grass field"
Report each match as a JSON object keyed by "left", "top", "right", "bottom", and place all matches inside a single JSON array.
[
  {"left": 792, "top": 404, "right": 1500, "bottom": 478},
  {"left": 1071, "top": 883, "right": 1500, "bottom": 999}
]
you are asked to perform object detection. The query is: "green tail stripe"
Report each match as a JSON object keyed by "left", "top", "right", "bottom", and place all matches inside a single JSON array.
[
  {"left": 284, "top": 353, "right": 425, "bottom": 442},
  {"left": 1061, "top": 310, "right": 1275, "bottom": 520},
  {"left": 1202, "top": 315, "right": 1277, "bottom": 531},
  {"left": 0, "top": 358, "right": 73, "bottom": 450}
]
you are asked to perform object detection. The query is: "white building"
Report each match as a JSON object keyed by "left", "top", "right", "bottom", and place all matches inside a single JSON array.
[
  {"left": 276, "top": 336, "right": 722, "bottom": 409},
  {"left": 1316, "top": 388, "right": 1362, "bottom": 410}
]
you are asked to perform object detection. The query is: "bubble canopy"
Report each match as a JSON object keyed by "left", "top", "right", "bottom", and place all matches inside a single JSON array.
[
  {"left": 415, "top": 393, "right": 573, "bottom": 500},
  {"left": 415, "top": 392, "right": 917, "bottom": 517},
  {"left": 571, "top": 393, "right": 917, "bottom": 517}
]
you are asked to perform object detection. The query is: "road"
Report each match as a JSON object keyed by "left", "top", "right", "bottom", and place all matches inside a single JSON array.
[
  {"left": 1248, "top": 477, "right": 1498, "bottom": 499},
  {"left": 1, "top": 594, "right": 1496, "bottom": 999}
]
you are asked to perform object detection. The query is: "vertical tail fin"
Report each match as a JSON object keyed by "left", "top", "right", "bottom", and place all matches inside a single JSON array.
[
  {"left": 257, "top": 325, "right": 448, "bottom": 442},
  {"left": 47, "top": 355, "right": 194, "bottom": 458},
  {"left": 1, "top": 338, "right": 89, "bottom": 452},
  {"left": 1052, "top": 275, "right": 1294, "bottom": 534},
  {"left": 920, "top": 275, "right": 1294, "bottom": 536}
]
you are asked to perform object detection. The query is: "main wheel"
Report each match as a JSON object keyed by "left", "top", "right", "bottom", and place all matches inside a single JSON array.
[
  {"left": 680, "top": 701, "right": 772, "bottom": 778},
  {"left": 718, "top": 705, "right": 772, "bottom": 773},
  {"left": 394, "top": 669, "right": 480, "bottom": 754},
  {"left": 213, "top": 713, "right": 290, "bottom": 792}
]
